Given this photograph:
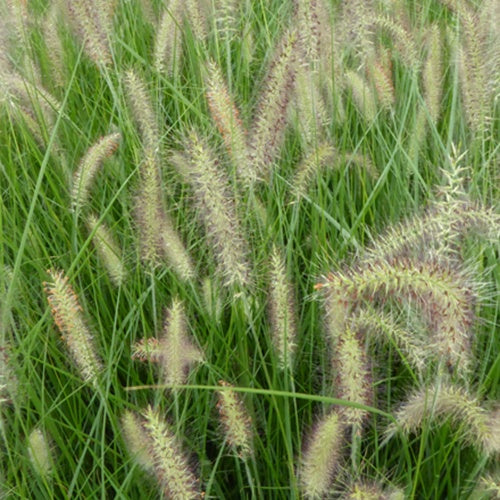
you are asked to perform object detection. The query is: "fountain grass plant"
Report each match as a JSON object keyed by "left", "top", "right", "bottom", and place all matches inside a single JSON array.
[{"left": 0, "top": 0, "right": 498, "bottom": 498}]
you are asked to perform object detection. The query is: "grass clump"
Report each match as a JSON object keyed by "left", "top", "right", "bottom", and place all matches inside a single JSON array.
[{"left": 0, "top": 0, "right": 498, "bottom": 498}]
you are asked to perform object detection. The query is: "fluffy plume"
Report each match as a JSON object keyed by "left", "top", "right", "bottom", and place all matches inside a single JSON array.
[
  {"left": 71, "top": 132, "right": 121, "bottom": 212},
  {"left": 268, "top": 245, "right": 297, "bottom": 370},
  {"left": 422, "top": 25, "right": 443, "bottom": 125},
  {"left": 0, "top": 345, "right": 18, "bottom": 405},
  {"left": 410, "top": 24, "right": 443, "bottom": 158},
  {"left": 126, "top": 71, "right": 194, "bottom": 277},
  {"left": 121, "top": 411, "right": 154, "bottom": 471},
  {"left": 64, "top": 0, "right": 114, "bottom": 66},
  {"left": 185, "top": 0, "right": 208, "bottom": 42},
  {"left": 133, "top": 153, "right": 195, "bottom": 278},
  {"left": 153, "top": 0, "right": 183, "bottom": 75},
  {"left": 454, "top": 4, "right": 492, "bottom": 134},
  {"left": 44, "top": 269, "right": 102, "bottom": 384},
  {"left": 344, "top": 70, "right": 377, "bottom": 122},
  {"left": 374, "top": 15, "right": 420, "bottom": 71},
  {"left": 295, "top": 0, "right": 326, "bottom": 67},
  {"left": 367, "top": 50, "right": 395, "bottom": 111},
  {"left": 337, "top": 0, "right": 375, "bottom": 63},
  {"left": 351, "top": 306, "right": 427, "bottom": 374},
  {"left": 139, "top": 406, "right": 199, "bottom": 499},
  {"left": 386, "top": 382, "right": 500, "bottom": 456},
  {"left": 132, "top": 298, "right": 203, "bottom": 389},
  {"left": 42, "top": 4, "right": 66, "bottom": 89},
  {"left": 248, "top": 28, "right": 298, "bottom": 180},
  {"left": 216, "top": 380, "right": 253, "bottom": 458},
  {"left": 86, "top": 214, "right": 126, "bottom": 286},
  {"left": 290, "top": 142, "right": 336, "bottom": 200},
  {"left": 359, "top": 178, "right": 500, "bottom": 266},
  {"left": 124, "top": 70, "right": 160, "bottom": 155},
  {"left": 173, "top": 130, "right": 251, "bottom": 288},
  {"left": 212, "top": 0, "right": 239, "bottom": 42},
  {"left": 28, "top": 428, "right": 53, "bottom": 478},
  {"left": 204, "top": 59, "right": 254, "bottom": 183},
  {"left": 300, "top": 410, "right": 345, "bottom": 499},
  {"left": 344, "top": 481, "right": 405, "bottom": 499},
  {"left": 0, "top": 72, "right": 60, "bottom": 129},
  {"left": 294, "top": 65, "right": 329, "bottom": 149},
  {"left": 333, "top": 326, "right": 372, "bottom": 426},
  {"left": 201, "top": 277, "right": 223, "bottom": 322},
  {"left": 322, "top": 257, "right": 477, "bottom": 374}
]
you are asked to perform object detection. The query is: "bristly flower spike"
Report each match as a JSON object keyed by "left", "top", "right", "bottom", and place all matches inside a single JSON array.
[
  {"left": 216, "top": 380, "right": 253, "bottom": 458},
  {"left": 65, "top": 0, "right": 114, "bottom": 66},
  {"left": 121, "top": 411, "right": 154, "bottom": 471},
  {"left": 248, "top": 28, "right": 299, "bottom": 180},
  {"left": 332, "top": 326, "right": 373, "bottom": 427},
  {"left": 86, "top": 214, "right": 126, "bottom": 286},
  {"left": 153, "top": 0, "right": 183, "bottom": 76},
  {"left": 71, "top": 132, "right": 121, "bottom": 213},
  {"left": 28, "top": 428, "right": 53, "bottom": 478},
  {"left": 204, "top": 59, "right": 254, "bottom": 184},
  {"left": 386, "top": 381, "right": 500, "bottom": 457},
  {"left": 173, "top": 129, "right": 251, "bottom": 288},
  {"left": 140, "top": 406, "right": 199, "bottom": 499},
  {"left": 132, "top": 298, "right": 203, "bottom": 390},
  {"left": 44, "top": 269, "right": 102, "bottom": 384},
  {"left": 268, "top": 244, "right": 297, "bottom": 370},
  {"left": 321, "top": 257, "right": 477, "bottom": 376},
  {"left": 125, "top": 71, "right": 194, "bottom": 278},
  {"left": 300, "top": 410, "right": 345, "bottom": 499}
]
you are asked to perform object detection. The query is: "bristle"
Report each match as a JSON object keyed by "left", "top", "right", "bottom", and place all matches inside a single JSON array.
[
  {"left": 351, "top": 306, "right": 427, "bottom": 374},
  {"left": 0, "top": 344, "right": 18, "bottom": 405},
  {"left": 294, "top": 65, "right": 329, "bottom": 149},
  {"left": 185, "top": 0, "right": 208, "bottom": 42},
  {"left": 157, "top": 299, "right": 203, "bottom": 388},
  {"left": 367, "top": 52, "right": 395, "bottom": 111},
  {"left": 422, "top": 25, "right": 443, "bottom": 124},
  {"left": 337, "top": 0, "right": 375, "bottom": 63},
  {"left": 132, "top": 144, "right": 194, "bottom": 277},
  {"left": 121, "top": 411, "right": 154, "bottom": 471},
  {"left": 323, "top": 257, "right": 476, "bottom": 375},
  {"left": 43, "top": 4, "right": 66, "bottom": 89},
  {"left": 124, "top": 70, "right": 160, "bottom": 154},
  {"left": 125, "top": 70, "right": 194, "bottom": 276},
  {"left": 374, "top": 15, "right": 420, "bottom": 71}
]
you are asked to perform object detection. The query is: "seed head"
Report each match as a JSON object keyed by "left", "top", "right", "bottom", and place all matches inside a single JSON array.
[{"left": 44, "top": 269, "right": 102, "bottom": 384}]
